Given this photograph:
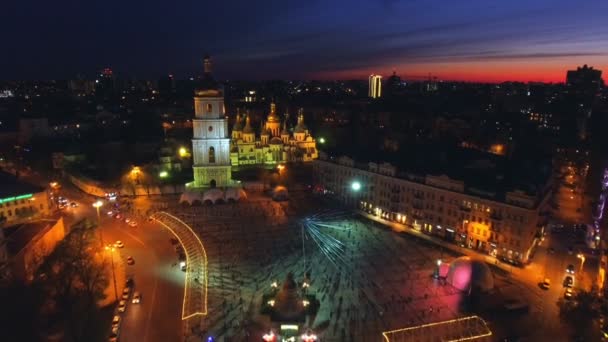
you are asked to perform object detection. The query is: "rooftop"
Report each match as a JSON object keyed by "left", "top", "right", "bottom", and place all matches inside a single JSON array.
[
  {"left": 3, "top": 218, "right": 59, "bottom": 256},
  {"left": 320, "top": 144, "right": 552, "bottom": 204},
  {"left": 0, "top": 172, "right": 45, "bottom": 200}
]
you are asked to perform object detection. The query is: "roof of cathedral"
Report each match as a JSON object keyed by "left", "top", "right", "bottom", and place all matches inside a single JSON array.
[
  {"left": 267, "top": 102, "right": 280, "bottom": 123},
  {"left": 242, "top": 115, "right": 254, "bottom": 134},
  {"left": 260, "top": 120, "right": 270, "bottom": 136},
  {"left": 232, "top": 114, "right": 243, "bottom": 131},
  {"left": 270, "top": 137, "right": 283, "bottom": 145},
  {"left": 281, "top": 116, "right": 290, "bottom": 135},
  {"left": 294, "top": 109, "right": 307, "bottom": 133},
  {"left": 294, "top": 118, "right": 307, "bottom": 133}
]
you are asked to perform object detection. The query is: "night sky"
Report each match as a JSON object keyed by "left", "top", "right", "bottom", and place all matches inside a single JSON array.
[{"left": 3, "top": 0, "right": 607, "bottom": 82}]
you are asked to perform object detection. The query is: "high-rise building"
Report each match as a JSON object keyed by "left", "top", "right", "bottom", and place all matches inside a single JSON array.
[
  {"left": 190, "top": 56, "right": 232, "bottom": 188},
  {"left": 566, "top": 64, "right": 602, "bottom": 98},
  {"left": 566, "top": 65, "right": 603, "bottom": 140},
  {"left": 384, "top": 71, "right": 402, "bottom": 98},
  {"left": 368, "top": 74, "right": 382, "bottom": 98}
]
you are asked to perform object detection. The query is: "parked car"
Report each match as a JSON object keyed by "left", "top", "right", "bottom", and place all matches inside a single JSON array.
[
  {"left": 565, "top": 288, "right": 574, "bottom": 300},
  {"left": 127, "top": 256, "right": 135, "bottom": 265},
  {"left": 132, "top": 292, "right": 141, "bottom": 304},
  {"left": 111, "top": 315, "right": 121, "bottom": 328},
  {"left": 121, "top": 287, "right": 130, "bottom": 300},
  {"left": 564, "top": 276, "right": 574, "bottom": 288},
  {"left": 541, "top": 278, "right": 551, "bottom": 289},
  {"left": 118, "top": 300, "right": 127, "bottom": 313},
  {"left": 115, "top": 240, "right": 124, "bottom": 248}
]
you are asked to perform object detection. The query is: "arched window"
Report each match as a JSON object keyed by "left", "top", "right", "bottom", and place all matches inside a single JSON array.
[
  {"left": 208, "top": 146, "right": 215, "bottom": 163},
  {"left": 206, "top": 103, "right": 212, "bottom": 113}
]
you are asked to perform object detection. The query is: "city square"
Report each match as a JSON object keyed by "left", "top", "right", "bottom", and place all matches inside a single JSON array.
[{"left": 145, "top": 190, "right": 553, "bottom": 341}]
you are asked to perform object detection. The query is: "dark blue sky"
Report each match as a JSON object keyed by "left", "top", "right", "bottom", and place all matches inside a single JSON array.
[{"left": 2, "top": 0, "right": 607, "bottom": 82}]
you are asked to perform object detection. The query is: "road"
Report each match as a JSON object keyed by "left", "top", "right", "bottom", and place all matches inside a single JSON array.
[{"left": 45, "top": 181, "right": 185, "bottom": 342}]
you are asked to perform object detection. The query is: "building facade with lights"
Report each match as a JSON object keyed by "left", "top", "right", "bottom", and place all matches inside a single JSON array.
[
  {"left": 368, "top": 74, "right": 382, "bottom": 98},
  {"left": 0, "top": 172, "right": 50, "bottom": 225},
  {"left": 229, "top": 103, "right": 318, "bottom": 166},
  {"left": 190, "top": 57, "right": 232, "bottom": 188},
  {"left": 312, "top": 150, "right": 552, "bottom": 264}
]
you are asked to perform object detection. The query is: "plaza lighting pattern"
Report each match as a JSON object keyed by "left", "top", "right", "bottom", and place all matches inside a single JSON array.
[
  {"left": 381, "top": 315, "right": 492, "bottom": 342},
  {"left": 300, "top": 210, "right": 385, "bottom": 315},
  {"left": 151, "top": 212, "right": 208, "bottom": 320},
  {"left": 300, "top": 210, "right": 354, "bottom": 270}
]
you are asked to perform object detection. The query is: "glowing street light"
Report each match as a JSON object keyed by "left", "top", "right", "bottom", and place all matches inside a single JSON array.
[
  {"left": 319, "top": 137, "right": 325, "bottom": 144},
  {"left": 179, "top": 147, "right": 188, "bottom": 157},
  {"left": 351, "top": 181, "right": 361, "bottom": 191},
  {"left": 577, "top": 253, "right": 586, "bottom": 272},
  {"left": 93, "top": 200, "right": 103, "bottom": 223},
  {"left": 159, "top": 170, "right": 169, "bottom": 178},
  {"left": 131, "top": 166, "right": 141, "bottom": 176},
  {"left": 434, "top": 259, "right": 442, "bottom": 279}
]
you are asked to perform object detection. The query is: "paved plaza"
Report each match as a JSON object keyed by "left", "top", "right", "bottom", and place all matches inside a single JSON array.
[{"left": 163, "top": 192, "right": 501, "bottom": 341}]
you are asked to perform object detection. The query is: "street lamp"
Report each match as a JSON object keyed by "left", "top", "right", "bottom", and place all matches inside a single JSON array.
[
  {"left": 577, "top": 253, "right": 586, "bottom": 272},
  {"left": 159, "top": 170, "right": 169, "bottom": 178},
  {"left": 131, "top": 166, "right": 141, "bottom": 185},
  {"left": 434, "top": 259, "right": 442, "bottom": 279},
  {"left": 350, "top": 181, "right": 362, "bottom": 209},
  {"left": 93, "top": 200, "right": 103, "bottom": 224},
  {"left": 104, "top": 245, "right": 119, "bottom": 301},
  {"left": 277, "top": 164, "right": 285, "bottom": 184},
  {"left": 179, "top": 147, "right": 188, "bottom": 158},
  {"left": 319, "top": 137, "right": 325, "bottom": 144}
]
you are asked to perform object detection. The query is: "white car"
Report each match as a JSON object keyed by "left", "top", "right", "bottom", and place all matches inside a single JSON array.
[
  {"left": 115, "top": 240, "right": 124, "bottom": 248},
  {"left": 129, "top": 221, "right": 138, "bottom": 227},
  {"left": 118, "top": 300, "right": 126, "bottom": 313},
  {"left": 132, "top": 291, "right": 141, "bottom": 304},
  {"left": 111, "top": 315, "right": 121, "bottom": 328}
]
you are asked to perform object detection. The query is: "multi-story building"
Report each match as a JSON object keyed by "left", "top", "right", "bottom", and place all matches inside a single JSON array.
[
  {"left": 0, "top": 172, "right": 50, "bottom": 225},
  {"left": 368, "top": 74, "right": 382, "bottom": 98},
  {"left": 312, "top": 148, "right": 552, "bottom": 264},
  {"left": 230, "top": 104, "right": 318, "bottom": 166}
]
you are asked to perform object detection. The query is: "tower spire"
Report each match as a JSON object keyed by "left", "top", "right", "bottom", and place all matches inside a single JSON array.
[{"left": 203, "top": 55, "right": 212, "bottom": 74}]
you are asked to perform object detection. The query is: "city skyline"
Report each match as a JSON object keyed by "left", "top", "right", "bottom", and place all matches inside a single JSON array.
[{"left": 2, "top": 0, "right": 608, "bottom": 83}]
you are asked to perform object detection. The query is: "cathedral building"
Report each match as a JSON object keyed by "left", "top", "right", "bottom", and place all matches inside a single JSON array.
[{"left": 229, "top": 103, "right": 318, "bottom": 166}]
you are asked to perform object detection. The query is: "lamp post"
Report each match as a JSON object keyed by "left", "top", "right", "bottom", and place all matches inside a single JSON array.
[
  {"left": 434, "top": 259, "right": 442, "bottom": 279},
  {"left": 131, "top": 166, "right": 141, "bottom": 185},
  {"left": 578, "top": 253, "right": 586, "bottom": 273},
  {"left": 351, "top": 180, "right": 362, "bottom": 209},
  {"left": 277, "top": 164, "right": 285, "bottom": 185},
  {"left": 104, "top": 245, "right": 119, "bottom": 301},
  {"left": 93, "top": 200, "right": 104, "bottom": 249}
]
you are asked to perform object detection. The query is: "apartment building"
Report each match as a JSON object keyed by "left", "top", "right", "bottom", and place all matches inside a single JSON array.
[{"left": 312, "top": 148, "right": 552, "bottom": 265}]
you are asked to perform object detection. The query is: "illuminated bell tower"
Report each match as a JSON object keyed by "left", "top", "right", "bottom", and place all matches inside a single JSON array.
[{"left": 191, "top": 56, "right": 232, "bottom": 188}]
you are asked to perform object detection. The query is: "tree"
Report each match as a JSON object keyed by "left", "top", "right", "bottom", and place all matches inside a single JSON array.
[
  {"left": 35, "top": 219, "right": 109, "bottom": 342},
  {"left": 558, "top": 289, "right": 602, "bottom": 341}
]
